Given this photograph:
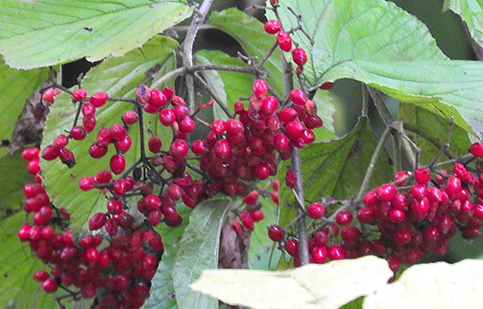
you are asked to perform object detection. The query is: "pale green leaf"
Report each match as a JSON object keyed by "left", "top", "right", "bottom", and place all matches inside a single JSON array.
[
  {"left": 41, "top": 36, "right": 178, "bottom": 232},
  {"left": 0, "top": 0, "right": 193, "bottom": 69},
  {"left": 0, "top": 154, "right": 33, "bottom": 211},
  {"left": 190, "top": 256, "right": 392, "bottom": 309},
  {"left": 444, "top": 0, "right": 483, "bottom": 48},
  {"left": 172, "top": 198, "right": 231, "bottom": 309},
  {"left": 325, "top": 60, "right": 483, "bottom": 135},
  {"left": 364, "top": 259, "right": 483, "bottom": 309}
]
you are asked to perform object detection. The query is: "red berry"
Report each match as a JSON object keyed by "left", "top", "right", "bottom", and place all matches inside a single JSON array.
[
  {"left": 243, "top": 190, "right": 259, "bottom": 205},
  {"left": 240, "top": 212, "right": 254, "bottom": 230},
  {"left": 89, "top": 142, "right": 108, "bottom": 158},
  {"left": 285, "top": 238, "right": 299, "bottom": 256},
  {"left": 253, "top": 162, "right": 270, "bottom": 180},
  {"left": 307, "top": 202, "right": 325, "bottom": 219},
  {"left": 81, "top": 103, "right": 96, "bottom": 118},
  {"left": 191, "top": 140, "right": 209, "bottom": 155},
  {"left": 89, "top": 92, "right": 108, "bottom": 107},
  {"left": 376, "top": 184, "right": 396, "bottom": 201},
  {"left": 22, "top": 147, "right": 40, "bottom": 161},
  {"left": 33, "top": 270, "right": 49, "bottom": 282},
  {"left": 42, "top": 87, "right": 60, "bottom": 103},
  {"left": 213, "top": 139, "right": 231, "bottom": 159},
  {"left": 178, "top": 116, "right": 196, "bottom": 133},
  {"left": 253, "top": 79, "right": 269, "bottom": 97},
  {"left": 70, "top": 126, "right": 87, "bottom": 140},
  {"left": 311, "top": 246, "right": 328, "bottom": 264},
  {"left": 79, "top": 176, "right": 96, "bottom": 191},
  {"left": 148, "top": 136, "right": 162, "bottom": 153},
  {"left": 169, "top": 139, "right": 189, "bottom": 158},
  {"left": 41, "top": 145, "right": 60, "bottom": 161},
  {"left": 73, "top": 88, "right": 87, "bottom": 101},
  {"left": 159, "top": 109, "right": 176, "bottom": 126},
  {"left": 114, "top": 135, "right": 132, "bottom": 153},
  {"left": 267, "top": 225, "right": 284, "bottom": 241},
  {"left": 110, "top": 154, "right": 126, "bottom": 175},
  {"left": 285, "top": 170, "right": 297, "bottom": 188},
  {"left": 53, "top": 134, "right": 69, "bottom": 148},
  {"left": 264, "top": 20, "right": 281, "bottom": 34},
  {"left": 336, "top": 210, "right": 353, "bottom": 225},
  {"left": 470, "top": 142, "right": 483, "bottom": 157},
  {"left": 289, "top": 89, "right": 307, "bottom": 106},
  {"left": 414, "top": 167, "right": 431, "bottom": 184},
  {"left": 122, "top": 110, "right": 139, "bottom": 125},
  {"left": 277, "top": 31, "right": 292, "bottom": 52},
  {"left": 89, "top": 212, "right": 107, "bottom": 230},
  {"left": 393, "top": 170, "right": 409, "bottom": 186},
  {"left": 42, "top": 278, "right": 58, "bottom": 293},
  {"left": 260, "top": 96, "right": 279, "bottom": 115},
  {"left": 292, "top": 47, "right": 307, "bottom": 65},
  {"left": 136, "top": 85, "right": 151, "bottom": 104},
  {"left": 327, "top": 244, "right": 345, "bottom": 260},
  {"left": 149, "top": 90, "right": 168, "bottom": 107}
]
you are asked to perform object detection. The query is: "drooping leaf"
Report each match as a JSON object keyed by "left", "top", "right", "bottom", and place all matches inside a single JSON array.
[
  {"left": 194, "top": 50, "right": 253, "bottom": 121},
  {"left": 270, "top": 0, "right": 483, "bottom": 135},
  {"left": 364, "top": 259, "right": 483, "bottom": 308},
  {"left": 0, "top": 60, "right": 50, "bottom": 158},
  {"left": 190, "top": 256, "right": 392, "bottom": 309},
  {"left": 142, "top": 205, "right": 191, "bottom": 309},
  {"left": 0, "top": 154, "right": 33, "bottom": 212},
  {"left": 277, "top": 117, "right": 393, "bottom": 227},
  {"left": 41, "top": 36, "right": 178, "bottom": 232},
  {"left": 207, "top": 8, "right": 285, "bottom": 97},
  {"left": 444, "top": 0, "right": 483, "bottom": 48},
  {"left": 0, "top": 0, "right": 193, "bottom": 69},
  {"left": 172, "top": 197, "right": 231, "bottom": 309}
]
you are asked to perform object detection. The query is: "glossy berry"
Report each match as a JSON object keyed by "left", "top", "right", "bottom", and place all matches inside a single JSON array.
[
  {"left": 414, "top": 167, "right": 431, "bottom": 184},
  {"left": 376, "top": 184, "right": 396, "bottom": 202},
  {"left": 307, "top": 202, "right": 325, "bottom": 219},
  {"left": 292, "top": 47, "right": 307, "bottom": 66},
  {"left": 89, "top": 142, "right": 108, "bottom": 159},
  {"left": 89, "top": 92, "right": 108, "bottom": 107},
  {"left": 42, "top": 278, "right": 58, "bottom": 293},
  {"left": 284, "top": 238, "right": 299, "bottom": 256},
  {"left": 148, "top": 136, "right": 162, "bottom": 153},
  {"left": 285, "top": 170, "right": 297, "bottom": 188},
  {"left": 311, "top": 246, "right": 328, "bottom": 264},
  {"left": 289, "top": 89, "right": 307, "bottom": 106},
  {"left": 277, "top": 31, "right": 292, "bottom": 52},
  {"left": 264, "top": 20, "right": 281, "bottom": 34},
  {"left": 253, "top": 79, "right": 269, "bottom": 97},
  {"left": 122, "top": 110, "right": 139, "bottom": 125},
  {"left": 79, "top": 177, "right": 96, "bottom": 191},
  {"left": 393, "top": 170, "right": 409, "bottom": 186},
  {"left": 42, "top": 88, "right": 60, "bottom": 103},
  {"left": 110, "top": 154, "right": 126, "bottom": 175},
  {"left": 336, "top": 210, "right": 353, "bottom": 225},
  {"left": 470, "top": 142, "right": 483, "bottom": 157},
  {"left": 73, "top": 89, "right": 87, "bottom": 101},
  {"left": 89, "top": 212, "right": 107, "bottom": 230},
  {"left": 149, "top": 90, "right": 168, "bottom": 107},
  {"left": 70, "top": 126, "right": 86, "bottom": 140}
]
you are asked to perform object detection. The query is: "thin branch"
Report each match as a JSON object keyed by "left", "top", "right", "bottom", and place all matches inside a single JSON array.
[
  {"left": 183, "top": 0, "right": 215, "bottom": 110},
  {"left": 193, "top": 73, "right": 234, "bottom": 118}
]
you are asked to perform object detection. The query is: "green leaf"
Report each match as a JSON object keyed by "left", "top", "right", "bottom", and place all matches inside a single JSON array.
[
  {"left": 0, "top": 213, "right": 59, "bottom": 308},
  {"left": 364, "top": 259, "right": 483, "bottom": 308},
  {"left": 444, "top": 0, "right": 483, "bottom": 48},
  {"left": 172, "top": 197, "right": 231, "bottom": 309},
  {"left": 41, "top": 35, "right": 178, "bottom": 232},
  {"left": 278, "top": 117, "right": 393, "bottom": 226},
  {"left": 0, "top": 154, "right": 33, "bottom": 212},
  {"left": 270, "top": 0, "right": 447, "bottom": 88},
  {"left": 0, "top": 0, "right": 193, "bottom": 69},
  {"left": 190, "top": 256, "right": 392, "bottom": 309},
  {"left": 0, "top": 60, "right": 50, "bottom": 158},
  {"left": 325, "top": 60, "right": 483, "bottom": 135},
  {"left": 398, "top": 102, "right": 471, "bottom": 165},
  {"left": 142, "top": 205, "right": 192, "bottom": 309},
  {"left": 194, "top": 50, "right": 253, "bottom": 121},
  {"left": 207, "top": 8, "right": 285, "bottom": 97}
]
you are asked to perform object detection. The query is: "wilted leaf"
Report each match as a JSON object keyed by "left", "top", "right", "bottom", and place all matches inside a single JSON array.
[
  {"left": 190, "top": 256, "right": 392, "bottom": 309},
  {"left": 0, "top": 0, "right": 193, "bottom": 69},
  {"left": 364, "top": 259, "right": 483, "bottom": 309}
]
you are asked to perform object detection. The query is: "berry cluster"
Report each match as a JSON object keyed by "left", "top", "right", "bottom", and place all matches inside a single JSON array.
[
  {"left": 268, "top": 147, "right": 483, "bottom": 278},
  {"left": 21, "top": 149, "right": 163, "bottom": 309},
  {"left": 264, "top": 20, "right": 307, "bottom": 69}
]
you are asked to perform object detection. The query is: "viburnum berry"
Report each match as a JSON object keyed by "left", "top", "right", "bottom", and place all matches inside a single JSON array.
[
  {"left": 89, "top": 212, "right": 107, "bottom": 230},
  {"left": 267, "top": 224, "right": 284, "bottom": 242},
  {"left": 22, "top": 147, "right": 40, "bottom": 161},
  {"left": 253, "top": 79, "right": 269, "bottom": 97},
  {"left": 393, "top": 170, "right": 409, "bottom": 186},
  {"left": 336, "top": 210, "right": 353, "bottom": 225},
  {"left": 376, "top": 184, "right": 396, "bottom": 202},
  {"left": 277, "top": 31, "right": 292, "bottom": 52},
  {"left": 191, "top": 140, "right": 209, "bottom": 155},
  {"left": 307, "top": 202, "right": 325, "bottom": 219},
  {"left": 284, "top": 238, "right": 299, "bottom": 256},
  {"left": 73, "top": 88, "right": 87, "bottom": 101},
  {"left": 81, "top": 103, "right": 96, "bottom": 118},
  {"left": 110, "top": 154, "right": 126, "bottom": 175},
  {"left": 70, "top": 126, "right": 87, "bottom": 140},
  {"left": 42, "top": 278, "right": 58, "bottom": 293},
  {"left": 53, "top": 134, "right": 69, "bottom": 148},
  {"left": 470, "top": 142, "right": 483, "bottom": 157},
  {"left": 89, "top": 92, "right": 109, "bottom": 107},
  {"left": 311, "top": 246, "right": 328, "bottom": 264},
  {"left": 122, "top": 110, "right": 139, "bottom": 125},
  {"left": 41, "top": 145, "right": 60, "bottom": 161},
  {"left": 289, "top": 89, "right": 307, "bottom": 106},
  {"left": 148, "top": 136, "right": 162, "bottom": 153},
  {"left": 414, "top": 167, "right": 431, "bottom": 184},
  {"left": 178, "top": 116, "right": 196, "bottom": 133},
  {"left": 89, "top": 142, "right": 108, "bottom": 158},
  {"left": 79, "top": 176, "right": 96, "bottom": 191},
  {"left": 42, "top": 87, "right": 60, "bottom": 103},
  {"left": 292, "top": 47, "right": 307, "bottom": 66},
  {"left": 264, "top": 20, "right": 281, "bottom": 34},
  {"left": 327, "top": 244, "right": 345, "bottom": 260},
  {"left": 285, "top": 170, "right": 297, "bottom": 188},
  {"left": 169, "top": 139, "right": 189, "bottom": 158}
]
